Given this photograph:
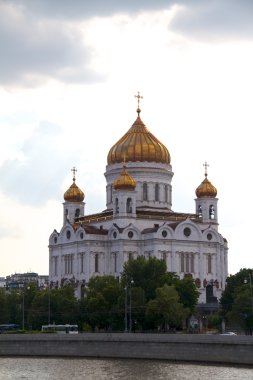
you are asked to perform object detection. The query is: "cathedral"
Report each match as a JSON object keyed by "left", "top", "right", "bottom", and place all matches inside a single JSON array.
[{"left": 49, "top": 94, "right": 228, "bottom": 304}]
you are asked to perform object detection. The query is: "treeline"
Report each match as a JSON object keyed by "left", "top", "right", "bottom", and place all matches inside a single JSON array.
[
  {"left": 0, "top": 257, "right": 199, "bottom": 332},
  {"left": 1, "top": 259, "right": 251, "bottom": 333}
]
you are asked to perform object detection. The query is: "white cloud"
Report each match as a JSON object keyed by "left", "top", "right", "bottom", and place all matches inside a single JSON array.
[{"left": 0, "top": 1, "right": 253, "bottom": 277}]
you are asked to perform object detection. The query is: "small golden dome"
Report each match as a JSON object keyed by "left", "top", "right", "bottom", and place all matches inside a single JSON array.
[
  {"left": 107, "top": 109, "right": 170, "bottom": 165},
  {"left": 64, "top": 167, "right": 84, "bottom": 202},
  {"left": 113, "top": 163, "right": 136, "bottom": 191},
  {"left": 196, "top": 164, "right": 217, "bottom": 198}
]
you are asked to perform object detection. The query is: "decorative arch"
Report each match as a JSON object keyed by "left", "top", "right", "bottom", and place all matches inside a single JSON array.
[
  {"left": 123, "top": 225, "right": 141, "bottom": 240},
  {"left": 59, "top": 223, "right": 75, "bottom": 243},
  {"left": 175, "top": 219, "right": 202, "bottom": 241}
]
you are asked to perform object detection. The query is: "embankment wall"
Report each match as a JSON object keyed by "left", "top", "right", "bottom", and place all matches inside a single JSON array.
[{"left": 0, "top": 333, "right": 252, "bottom": 366}]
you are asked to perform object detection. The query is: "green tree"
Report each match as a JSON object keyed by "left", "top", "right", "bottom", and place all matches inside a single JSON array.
[
  {"left": 29, "top": 286, "right": 79, "bottom": 330},
  {"left": 0, "top": 288, "right": 7, "bottom": 323},
  {"left": 220, "top": 268, "right": 253, "bottom": 334},
  {"left": 5, "top": 290, "right": 23, "bottom": 326},
  {"left": 146, "top": 284, "right": 188, "bottom": 331},
  {"left": 121, "top": 257, "right": 198, "bottom": 316},
  {"left": 220, "top": 268, "right": 253, "bottom": 316},
  {"left": 227, "top": 287, "right": 253, "bottom": 334},
  {"left": 174, "top": 277, "right": 199, "bottom": 313},
  {"left": 122, "top": 256, "right": 168, "bottom": 301},
  {"left": 84, "top": 276, "right": 122, "bottom": 331}
]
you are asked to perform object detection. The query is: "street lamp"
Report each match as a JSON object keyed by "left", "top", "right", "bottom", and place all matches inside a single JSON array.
[
  {"left": 244, "top": 274, "right": 253, "bottom": 310},
  {"left": 22, "top": 285, "right": 30, "bottom": 330},
  {"left": 129, "top": 280, "right": 134, "bottom": 333},
  {"left": 244, "top": 273, "right": 253, "bottom": 335},
  {"left": 22, "top": 289, "right": 25, "bottom": 330},
  {"left": 48, "top": 284, "right": 51, "bottom": 325},
  {"left": 124, "top": 285, "right": 128, "bottom": 332}
]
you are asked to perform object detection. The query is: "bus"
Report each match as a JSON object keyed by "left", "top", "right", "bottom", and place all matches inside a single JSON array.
[
  {"left": 0, "top": 324, "right": 20, "bottom": 333},
  {"left": 41, "top": 324, "right": 78, "bottom": 334}
]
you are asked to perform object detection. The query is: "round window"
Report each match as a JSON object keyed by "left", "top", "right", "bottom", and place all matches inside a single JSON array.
[
  {"left": 66, "top": 230, "right": 71, "bottom": 239},
  {"left": 207, "top": 233, "right": 212, "bottom": 241},
  {"left": 162, "top": 230, "right": 167, "bottom": 238},
  {"left": 128, "top": 231, "right": 134, "bottom": 239},
  {"left": 183, "top": 227, "right": 191, "bottom": 237},
  {"left": 54, "top": 237, "right": 57, "bottom": 244},
  {"left": 80, "top": 232, "right": 84, "bottom": 240},
  {"left": 113, "top": 231, "right": 117, "bottom": 239}
]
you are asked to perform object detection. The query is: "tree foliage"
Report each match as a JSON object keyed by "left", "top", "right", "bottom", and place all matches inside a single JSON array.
[
  {"left": 220, "top": 268, "right": 253, "bottom": 334},
  {"left": 0, "top": 258, "right": 199, "bottom": 332},
  {"left": 146, "top": 284, "right": 188, "bottom": 330}
]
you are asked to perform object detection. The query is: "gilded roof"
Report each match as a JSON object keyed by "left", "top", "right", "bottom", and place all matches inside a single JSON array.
[
  {"left": 195, "top": 175, "right": 217, "bottom": 198},
  {"left": 64, "top": 181, "right": 84, "bottom": 202},
  {"left": 107, "top": 110, "right": 170, "bottom": 165},
  {"left": 113, "top": 163, "right": 136, "bottom": 191}
]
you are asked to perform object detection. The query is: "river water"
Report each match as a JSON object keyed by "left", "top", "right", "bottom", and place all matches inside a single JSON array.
[{"left": 0, "top": 358, "right": 252, "bottom": 380}]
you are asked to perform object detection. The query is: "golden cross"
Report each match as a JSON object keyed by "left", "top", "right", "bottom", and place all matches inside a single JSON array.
[
  {"left": 134, "top": 91, "right": 143, "bottom": 113},
  {"left": 203, "top": 161, "right": 209, "bottom": 177},
  {"left": 71, "top": 166, "right": 77, "bottom": 181}
]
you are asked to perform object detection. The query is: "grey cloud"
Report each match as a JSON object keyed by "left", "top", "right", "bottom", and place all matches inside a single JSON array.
[
  {"left": 0, "top": 121, "right": 81, "bottom": 206},
  {"left": 0, "top": 2, "right": 101, "bottom": 87},
  {"left": 7, "top": 0, "right": 172, "bottom": 19},
  {"left": 171, "top": 1, "right": 253, "bottom": 40},
  {"left": 2, "top": 0, "right": 253, "bottom": 88}
]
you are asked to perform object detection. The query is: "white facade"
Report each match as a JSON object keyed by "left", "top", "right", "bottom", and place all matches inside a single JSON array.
[{"left": 49, "top": 111, "right": 228, "bottom": 303}]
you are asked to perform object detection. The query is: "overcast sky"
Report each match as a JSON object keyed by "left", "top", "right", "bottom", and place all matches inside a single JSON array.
[{"left": 1, "top": 0, "right": 252, "bottom": 277}]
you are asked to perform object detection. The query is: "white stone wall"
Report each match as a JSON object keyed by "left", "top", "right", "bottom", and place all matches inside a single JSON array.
[
  {"left": 105, "top": 161, "right": 173, "bottom": 210},
  {"left": 49, "top": 214, "right": 228, "bottom": 303}
]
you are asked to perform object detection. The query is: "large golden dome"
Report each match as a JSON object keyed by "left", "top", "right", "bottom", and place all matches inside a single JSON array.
[
  {"left": 64, "top": 168, "right": 84, "bottom": 202},
  {"left": 107, "top": 109, "right": 170, "bottom": 165},
  {"left": 113, "top": 163, "right": 136, "bottom": 191},
  {"left": 195, "top": 172, "right": 217, "bottom": 198}
]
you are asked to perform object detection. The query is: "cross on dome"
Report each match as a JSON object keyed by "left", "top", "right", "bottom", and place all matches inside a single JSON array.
[
  {"left": 203, "top": 161, "right": 209, "bottom": 177},
  {"left": 135, "top": 91, "right": 143, "bottom": 115},
  {"left": 71, "top": 166, "right": 77, "bottom": 181}
]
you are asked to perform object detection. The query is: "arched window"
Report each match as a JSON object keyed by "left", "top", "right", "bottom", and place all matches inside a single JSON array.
[
  {"left": 80, "top": 253, "right": 85, "bottom": 273},
  {"left": 180, "top": 254, "right": 184, "bottom": 272},
  {"left": 143, "top": 183, "right": 148, "bottom": 201},
  {"left": 110, "top": 185, "right": 113, "bottom": 203},
  {"left": 198, "top": 205, "right": 202, "bottom": 217},
  {"left": 207, "top": 255, "right": 212, "bottom": 273},
  {"left": 64, "top": 254, "right": 73, "bottom": 274},
  {"left": 155, "top": 184, "right": 159, "bottom": 201},
  {"left": 54, "top": 256, "right": 58, "bottom": 276},
  {"left": 75, "top": 208, "right": 80, "bottom": 217},
  {"left": 114, "top": 253, "right": 117, "bottom": 273},
  {"left": 186, "top": 254, "right": 190, "bottom": 272},
  {"left": 165, "top": 185, "right": 168, "bottom": 203},
  {"left": 209, "top": 205, "right": 215, "bottom": 219},
  {"left": 115, "top": 198, "right": 119, "bottom": 214},
  {"left": 190, "top": 255, "right": 194, "bottom": 273},
  {"left": 126, "top": 198, "right": 132, "bottom": 213},
  {"left": 95, "top": 253, "right": 99, "bottom": 273}
]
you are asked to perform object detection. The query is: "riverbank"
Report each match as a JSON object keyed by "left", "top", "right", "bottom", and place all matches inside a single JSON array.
[{"left": 0, "top": 333, "right": 252, "bottom": 366}]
